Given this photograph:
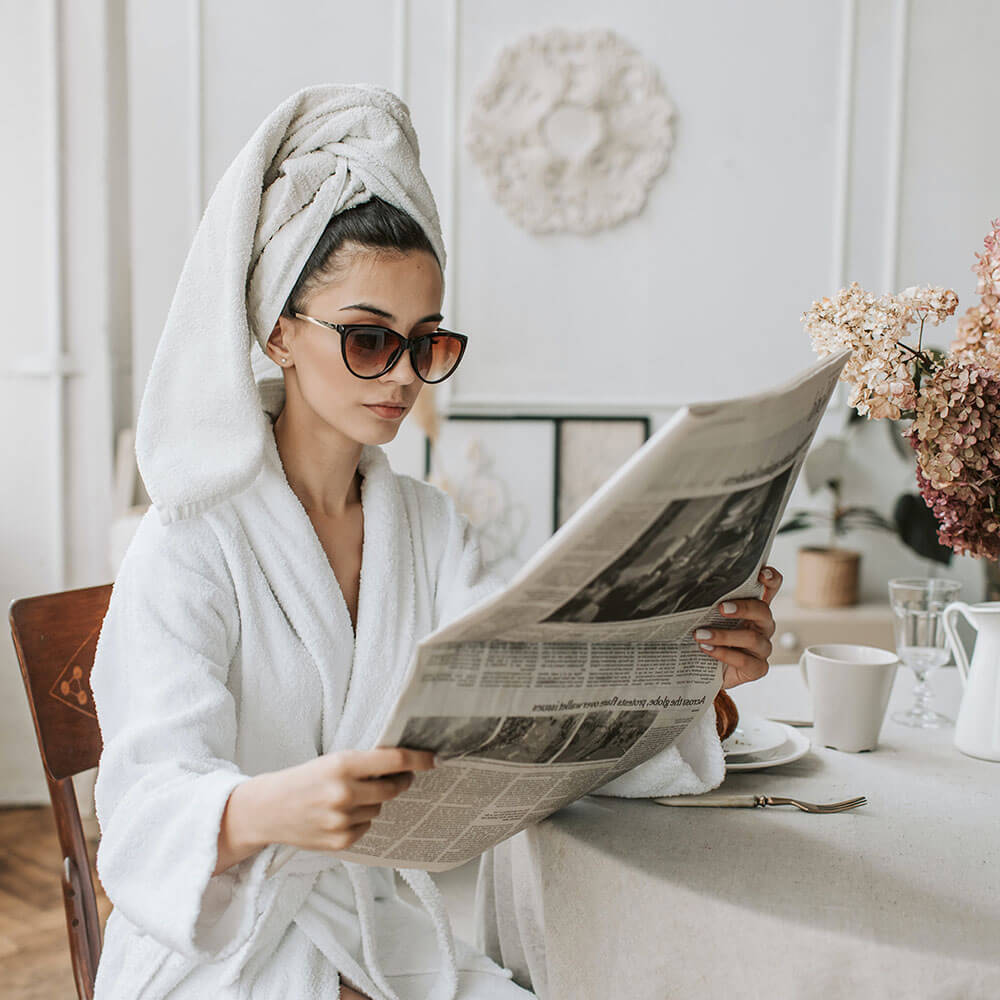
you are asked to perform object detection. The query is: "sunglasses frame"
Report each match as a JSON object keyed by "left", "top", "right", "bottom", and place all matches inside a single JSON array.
[{"left": 292, "top": 312, "right": 468, "bottom": 384}]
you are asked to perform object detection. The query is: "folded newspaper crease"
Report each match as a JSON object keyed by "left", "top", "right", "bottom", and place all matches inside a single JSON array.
[{"left": 335, "top": 351, "right": 849, "bottom": 871}]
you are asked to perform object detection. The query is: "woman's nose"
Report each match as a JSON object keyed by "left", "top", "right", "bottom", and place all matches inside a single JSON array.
[{"left": 383, "top": 344, "right": 418, "bottom": 385}]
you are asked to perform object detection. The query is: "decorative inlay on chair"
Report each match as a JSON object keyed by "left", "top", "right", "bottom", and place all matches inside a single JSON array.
[{"left": 48, "top": 624, "right": 100, "bottom": 719}]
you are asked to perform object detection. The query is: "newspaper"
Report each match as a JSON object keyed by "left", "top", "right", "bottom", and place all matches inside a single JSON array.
[{"left": 335, "top": 351, "right": 848, "bottom": 871}]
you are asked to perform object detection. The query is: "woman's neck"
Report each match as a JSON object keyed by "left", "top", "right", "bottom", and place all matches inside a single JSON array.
[{"left": 272, "top": 401, "right": 363, "bottom": 517}]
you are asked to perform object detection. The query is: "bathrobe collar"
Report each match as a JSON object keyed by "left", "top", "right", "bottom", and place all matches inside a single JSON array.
[
  {"left": 227, "top": 425, "right": 457, "bottom": 1000},
  {"left": 246, "top": 426, "right": 418, "bottom": 756}
]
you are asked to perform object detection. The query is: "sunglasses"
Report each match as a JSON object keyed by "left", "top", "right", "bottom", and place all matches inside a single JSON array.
[{"left": 293, "top": 312, "right": 468, "bottom": 384}]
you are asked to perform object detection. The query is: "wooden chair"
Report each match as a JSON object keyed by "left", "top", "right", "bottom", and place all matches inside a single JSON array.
[{"left": 9, "top": 583, "right": 112, "bottom": 1000}]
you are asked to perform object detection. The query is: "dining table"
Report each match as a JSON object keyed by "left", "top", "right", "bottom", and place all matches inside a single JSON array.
[{"left": 473, "top": 662, "right": 1000, "bottom": 999}]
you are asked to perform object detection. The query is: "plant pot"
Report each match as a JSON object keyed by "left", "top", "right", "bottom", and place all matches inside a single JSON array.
[{"left": 795, "top": 546, "right": 861, "bottom": 608}]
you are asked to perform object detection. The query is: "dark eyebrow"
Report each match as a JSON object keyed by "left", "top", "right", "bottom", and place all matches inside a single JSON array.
[{"left": 338, "top": 302, "right": 443, "bottom": 324}]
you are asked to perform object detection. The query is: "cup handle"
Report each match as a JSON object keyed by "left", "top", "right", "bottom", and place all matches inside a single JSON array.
[
  {"left": 799, "top": 652, "right": 809, "bottom": 690},
  {"left": 941, "top": 601, "right": 974, "bottom": 686}
]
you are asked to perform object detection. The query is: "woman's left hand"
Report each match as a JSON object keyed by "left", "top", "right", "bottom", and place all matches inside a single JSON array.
[{"left": 692, "top": 566, "right": 783, "bottom": 689}]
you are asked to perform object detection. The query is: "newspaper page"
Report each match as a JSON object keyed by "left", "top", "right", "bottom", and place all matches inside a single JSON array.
[{"left": 334, "top": 351, "right": 849, "bottom": 870}]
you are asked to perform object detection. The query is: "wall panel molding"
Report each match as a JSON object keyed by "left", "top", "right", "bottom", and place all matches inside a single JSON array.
[
  {"left": 883, "top": 0, "right": 909, "bottom": 293},
  {"left": 394, "top": 0, "right": 410, "bottom": 101},
  {"left": 831, "top": 0, "right": 857, "bottom": 292},
  {"left": 189, "top": 0, "right": 204, "bottom": 228},
  {"left": 440, "top": 0, "right": 461, "bottom": 411},
  {"left": 45, "top": 0, "right": 68, "bottom": 589},
  {"left": 2, "top": 0, "right": 123, "bottom": 803}
]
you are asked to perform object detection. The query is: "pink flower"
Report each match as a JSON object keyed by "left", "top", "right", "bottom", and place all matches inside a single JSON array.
[
  {"left": 905, "top": 361, "right": 1000, "bottom": 559},
  {"left": 803, "top": 220, "right": 1000, "bottom": 559}
]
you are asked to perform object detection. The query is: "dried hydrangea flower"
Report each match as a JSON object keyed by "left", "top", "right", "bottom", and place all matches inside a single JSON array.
[
  {"left": 973, "top": 218, "right": 1000, "bottom": 298},
  {"left": 952, "top": 304, "right": 1000, "bottom": 370},
  {"left": 914, "top": 467, "right": 1000, "bottom": 560},
  {"left": 802, "top": 221, "right": 1000, "bottom": 559},
  {"left": 905, "top": 361, "right": 1000, "bottom": 558},
  {"left": 953, "top": 219, "right": 1000, "bottom": 370},
  {"left": 801, "top": 282, "right": 916, "bottom": 418},
  {"left": 898, "top": 285, "right": 959, "bottom": 327}
]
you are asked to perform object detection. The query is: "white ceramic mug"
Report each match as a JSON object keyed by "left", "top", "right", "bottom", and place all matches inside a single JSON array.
[{"left": 799, "top": 643, "right": 899, "bottom": 752}]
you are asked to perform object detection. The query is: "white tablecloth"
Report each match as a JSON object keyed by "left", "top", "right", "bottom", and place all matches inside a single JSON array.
[{"left": 474, "top": 664, "right": 1000, "bottom": 1000}]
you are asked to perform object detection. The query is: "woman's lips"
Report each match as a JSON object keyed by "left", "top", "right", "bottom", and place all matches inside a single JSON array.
[{"left": 365, "top": 403, "right": 406, "bottom": 420}]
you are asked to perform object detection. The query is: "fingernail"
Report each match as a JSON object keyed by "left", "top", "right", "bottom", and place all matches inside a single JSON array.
[
  {"left": 721, "top": 602, "right": 737, "bottom": 614},
  {"left": 694, "top": 628, "right": 712, "bottom": 640},
  {"left": 433, "top": 754, "right": 444, "bottom": 767},
  {"left": 761, "top": 568, "right": 774, "bottom": 580},
  {"left": 700, "top": 643, "right": 715, "bottom": 652}
]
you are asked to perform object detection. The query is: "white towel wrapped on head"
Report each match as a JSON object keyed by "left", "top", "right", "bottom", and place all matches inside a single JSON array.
[{"left": 135, "top": 83, "right": 445, "bottom": 527}]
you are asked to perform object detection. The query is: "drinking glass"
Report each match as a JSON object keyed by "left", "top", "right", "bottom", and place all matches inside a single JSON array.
[{"left": 888, "top": 577, "right": 962, "bottom": 728}]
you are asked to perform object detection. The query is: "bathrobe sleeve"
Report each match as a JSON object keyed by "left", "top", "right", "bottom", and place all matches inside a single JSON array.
[
  {"left": 91, "top": 513, "right": 276, "bottom": 961},
  {"left": 588, "top": 702, "right": 725, "bottom": 797},
  {"left": 423, "top": 488, "right": 726, "bottom": 797}
]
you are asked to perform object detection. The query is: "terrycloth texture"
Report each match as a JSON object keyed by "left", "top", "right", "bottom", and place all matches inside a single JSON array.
[
  {"left": 106, "top": 78, "right": 722, "bottom": 999},
  {"left": 590, "top": 699, "right": 725, "bottom": 798},
  {"left": 134, "top": 83, "right": 445, "bottom": 527},
  {"left": 91, "top": 431, "right": 529, "bottom": 1000}
]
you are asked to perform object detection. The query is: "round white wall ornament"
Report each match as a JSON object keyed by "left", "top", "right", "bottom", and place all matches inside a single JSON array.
[{"left": 466, "top": 28, "right": 675, "bottom": 235}]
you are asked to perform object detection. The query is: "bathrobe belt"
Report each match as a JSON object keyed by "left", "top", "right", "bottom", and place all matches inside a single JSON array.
[{"left": 239, "top": 848, "right": 459, "bottom": 1000}]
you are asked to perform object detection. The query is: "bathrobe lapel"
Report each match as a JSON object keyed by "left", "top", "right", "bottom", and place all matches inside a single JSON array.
[
  {"left": 228, "top": 431, "right": 457, "bottom": 1000},
  {"left": 333, "top": 443, "right": 419, "bottom": 755},
  {"left": 236, "top": 431, "right": 420, "bottom": 758}
]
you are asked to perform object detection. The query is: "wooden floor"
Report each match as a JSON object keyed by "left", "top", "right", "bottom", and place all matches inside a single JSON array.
[
  {"left": 0, "top": 805, "right": 482, "bottom": 998},
  {"left": 0, "top": 806, "right": 111, "bottom": 1000}
]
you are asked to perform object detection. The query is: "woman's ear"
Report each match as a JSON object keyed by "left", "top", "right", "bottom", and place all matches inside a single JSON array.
[{"left": 267, "top": 316, "right": 293, "bottom": 365}]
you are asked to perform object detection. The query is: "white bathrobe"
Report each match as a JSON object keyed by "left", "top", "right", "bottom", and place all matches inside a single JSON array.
[
  {"left": 92, "top": 424, "right": 540, "bottom": 1000},
  {"left": 92, "top": 82, "right": 724, "bottom": 1000},
  {"left": 91, "top": 421, "right": 723, "bottom": 1000}
]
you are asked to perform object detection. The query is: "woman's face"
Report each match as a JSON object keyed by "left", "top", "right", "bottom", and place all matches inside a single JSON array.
[{"left": 270, "top": 247, "right": 444, "bottom": 447}]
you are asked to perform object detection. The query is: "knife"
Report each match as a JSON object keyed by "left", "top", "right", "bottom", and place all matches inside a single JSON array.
[{"left": 653, "top": 794, "right": 765, "bottom": 808}]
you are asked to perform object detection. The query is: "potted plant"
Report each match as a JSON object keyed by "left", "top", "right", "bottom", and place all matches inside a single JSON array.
[
  {"left": 778, "top": 435, "right": 895, "bottom": 607},
  {"left": 780, "top": 415, "right": 955, "bottom": 607}
]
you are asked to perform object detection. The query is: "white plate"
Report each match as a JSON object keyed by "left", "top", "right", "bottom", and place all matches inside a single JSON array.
[
  {"left": 725, "top": 725, "right": 811, "bottom": 771},
  {"left": 722, "top": 714, "right": 787, "bottom": 757}
]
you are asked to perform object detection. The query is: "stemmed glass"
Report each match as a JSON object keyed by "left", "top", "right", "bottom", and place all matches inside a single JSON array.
[{"left": 888, "top": 577, "right": 962, "bottom": 728}]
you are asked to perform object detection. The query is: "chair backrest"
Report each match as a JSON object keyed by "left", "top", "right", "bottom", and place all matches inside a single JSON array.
[{"left": 9, "top": 583, "right": 112, "bottom": 1000}]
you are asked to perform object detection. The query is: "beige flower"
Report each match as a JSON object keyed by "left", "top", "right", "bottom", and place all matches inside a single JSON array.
[
  {"left": 898, "top": 285, "right": 959, "bottom": 327},
  {"left": 952, "top": 303, "right": 1000, "bottom": 372},
  {"left": 801, "top": 282, "right": 915, "bottom": 418}
]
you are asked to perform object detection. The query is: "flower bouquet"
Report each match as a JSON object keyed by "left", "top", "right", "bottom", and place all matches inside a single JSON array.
[{"left": 801, "top": 219, "right": 1000, "bottom": 580}]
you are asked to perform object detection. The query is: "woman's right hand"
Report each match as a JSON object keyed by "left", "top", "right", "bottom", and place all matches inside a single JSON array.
[{"left": 259, "top": 747, "right": 437, "bottom": 853}]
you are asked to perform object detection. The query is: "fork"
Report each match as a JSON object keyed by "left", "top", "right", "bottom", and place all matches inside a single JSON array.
[
  {"left": 759, "top": 795, "right": 867, "bottom": 813},
  {"left": 653, "top": 794, "right": 867, "bottom": 813}
]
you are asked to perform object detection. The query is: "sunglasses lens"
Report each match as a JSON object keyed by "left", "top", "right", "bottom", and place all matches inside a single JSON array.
[
  {"left": 344, "top": 329, "right": 400, "bottom": 376},
  {"left": 414, "top": 334, "right": 464, "bottom": 382}
]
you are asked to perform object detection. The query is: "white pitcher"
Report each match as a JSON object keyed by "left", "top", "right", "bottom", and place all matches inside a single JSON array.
[{"left": 941, "top": 601, "right": 1000, "bottom": 762}]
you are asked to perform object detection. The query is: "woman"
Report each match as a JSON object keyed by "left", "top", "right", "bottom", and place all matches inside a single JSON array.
[{"left": 90, "top": 84, "right": 782, "bottom": 1000}]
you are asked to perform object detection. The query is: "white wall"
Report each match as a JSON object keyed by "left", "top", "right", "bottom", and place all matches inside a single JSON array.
[
  {"left": 2, "top": 0, "right": 995, "bottom": 802},
  {"left": 1, "top": 0, "right": 124, "bottom": 803}
]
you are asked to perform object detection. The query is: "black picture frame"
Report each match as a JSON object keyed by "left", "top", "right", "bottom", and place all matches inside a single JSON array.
[{"left": 427, "top": 414, "right": 651, "bottom": 535}]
